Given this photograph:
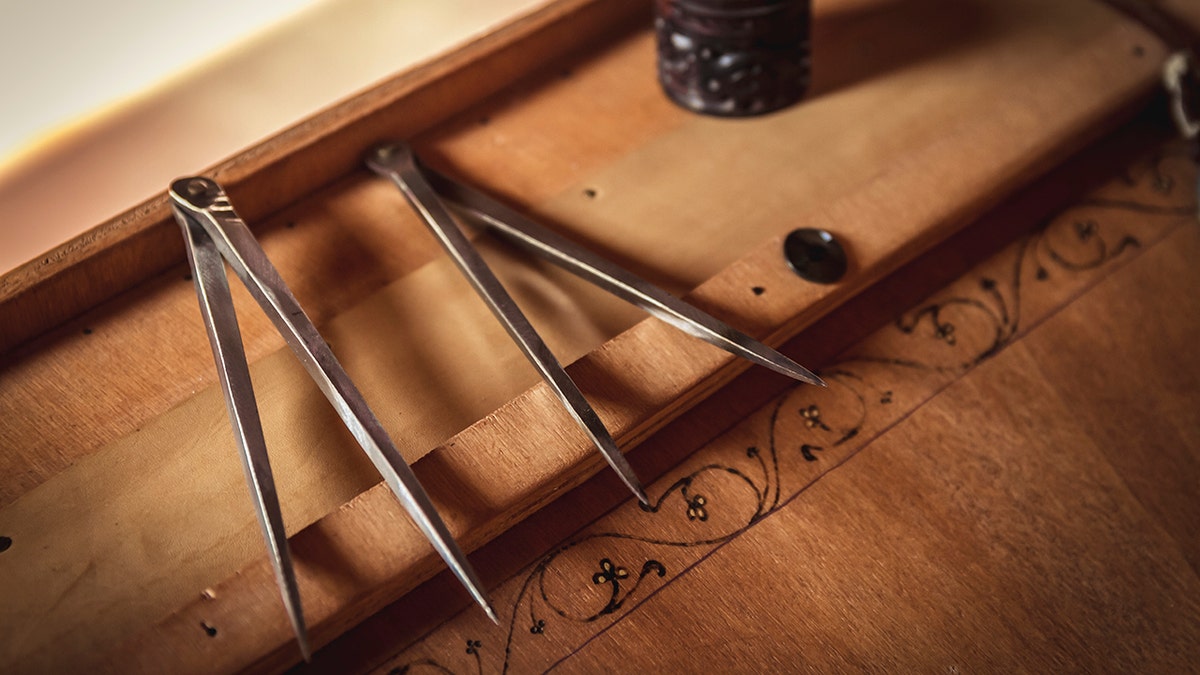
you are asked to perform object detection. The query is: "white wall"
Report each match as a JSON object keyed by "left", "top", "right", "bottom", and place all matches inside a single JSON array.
[
  {"left": 0, "top": 0, "right": 544, "bottom": 273},
  {"left": 0, "top": 0, "right": 320, "bottom": 160}
]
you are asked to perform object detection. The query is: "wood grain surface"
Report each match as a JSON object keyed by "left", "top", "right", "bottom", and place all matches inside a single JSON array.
[
  {"left": 0, "top": 0, "right": 1184, "bottom": 672},
  {"left": 349, "top": 140, "right": 1200, "bottom": 675}
]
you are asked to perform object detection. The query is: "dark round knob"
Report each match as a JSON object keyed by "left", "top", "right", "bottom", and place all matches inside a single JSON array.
[{"left": 783, "top": 228, "right": 846, "bottom": 284}]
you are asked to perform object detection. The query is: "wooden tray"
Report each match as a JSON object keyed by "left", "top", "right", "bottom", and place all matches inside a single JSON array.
[
  {"left": 317, "top": 126, "right": 1200, "bottom": 675},
  {"left": 0, "top": 0, "right": 1176, "bottom": 671}
]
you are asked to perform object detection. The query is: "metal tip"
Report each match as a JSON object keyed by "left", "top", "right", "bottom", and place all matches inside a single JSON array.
[
  {"left": 584, "top": 420, "right": 649, "bottom": 506},
  {"left": 736, "top": 340, "right": 825, "bottom": 386},
  {"left": 281, "top": 577, "right": 311, "bottom": 662},
  {"left": 634, "top": 485, "right": 651, "bottom": 507},
  {"left": 456, "top": 571, "right": 498, "bottom": 624},
  {"left": 601, "top": 450, "right": 648, "bottom": 507},
  {"left": 297, "top": 632, "right": 313, "bottom": 662},
  {"left": 770, "top": 357, "right": 826, "bottom": 387},
  {"left": 483, "top": 601, "right": 500, "bottom": 625},
  {"left": 616, "top": 466, "right": 650, "bottom": 508}
]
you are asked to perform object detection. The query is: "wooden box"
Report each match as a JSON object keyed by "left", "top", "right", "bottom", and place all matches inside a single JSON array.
[{"left": 2, "top": 0, "right": 1197, "bottom": 671}]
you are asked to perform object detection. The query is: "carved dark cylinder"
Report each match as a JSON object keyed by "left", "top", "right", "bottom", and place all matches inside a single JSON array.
[{"left": 655, "top": 0, "right": 811, "bottom": 117}]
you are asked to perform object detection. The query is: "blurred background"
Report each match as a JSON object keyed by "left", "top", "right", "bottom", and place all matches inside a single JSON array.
[{"left": 0, "top": 0, "right": 541, "bottom": 274}]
